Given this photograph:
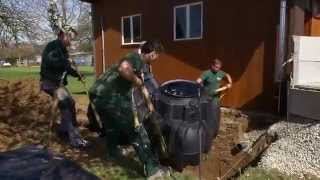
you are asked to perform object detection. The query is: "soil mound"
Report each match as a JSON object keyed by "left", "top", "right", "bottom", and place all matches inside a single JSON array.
[{"left": 0, "top": 79, "right": 59, "bottom": 150}]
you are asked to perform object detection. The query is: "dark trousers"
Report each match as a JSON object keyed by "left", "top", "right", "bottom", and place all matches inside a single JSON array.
[
  {"left": 40, "top": 80, "right": 79, "bottom": 136},
  {"left": 90, "top": 95, "right": 160, "bottom": 177}
]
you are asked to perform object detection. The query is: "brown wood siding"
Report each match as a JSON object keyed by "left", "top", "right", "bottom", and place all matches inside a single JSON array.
[
  {"left": 309, "top": 17, "right": 320, "bottom": 36},
  {"left": 96, "top": 0, "right": 279, "bottom": 112},
  {"left": 92, "top": 2, "right": 103, "bottom": 76},
  {"left": 100, "top": 1, "right": 145, "bottom": 68},
  {"left": 207, "top": 0, "right": 279, "bottom": 111}
]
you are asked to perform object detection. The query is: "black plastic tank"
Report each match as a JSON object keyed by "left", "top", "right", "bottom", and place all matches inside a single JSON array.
[{"left": 155, "top": 79, "right": 220, "bottom": 170}]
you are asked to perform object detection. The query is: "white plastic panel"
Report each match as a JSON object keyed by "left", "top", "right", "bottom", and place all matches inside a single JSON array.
[
  {"left": 292, "top": 36, "right": 320, "bottom": 86},
  {"left": 296, "top": 37, "right": 320, "bottom": 61},
  {"left": 294, "top": 61, "right": 320, "bottom": 85}
]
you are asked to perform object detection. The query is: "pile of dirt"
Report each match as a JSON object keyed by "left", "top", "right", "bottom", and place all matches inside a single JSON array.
[
  {"left": 0, "top": 79, "right": 134, "bottom": 180},
  {"left": 0, "top": 79, "right": 59, "bottom": 150}
]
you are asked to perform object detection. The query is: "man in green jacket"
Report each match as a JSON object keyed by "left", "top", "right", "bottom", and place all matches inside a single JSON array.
[
  {"left": 40, "top": 29, "right": 89, "bottom": 149},
  {"left": 89, "top": 40, "right": 170, "bottom": 179},
  {"left": 196, "top": 58, "right": 233, "bottom": 105}
]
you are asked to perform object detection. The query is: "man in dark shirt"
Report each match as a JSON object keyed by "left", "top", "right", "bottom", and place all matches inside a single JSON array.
[
  {"left": 88, "top": 41, "right": 170, "bottom": 179},
  {"left": 40, "top": 29, "right": 89, "bottom": 149}
]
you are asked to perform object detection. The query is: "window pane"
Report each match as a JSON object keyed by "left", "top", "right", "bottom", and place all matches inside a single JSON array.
[
  {"left": 123, "top": 17, "right": 131, "bottom": 43},
  {"left": 132, "top": 16, "right": 141, "bottom": 42},
  {"left": 175, "top": 7, "right": 187, "bottom": 39},
  {"left": 190, "top": 4, "right": 202, "bottom": 38}
]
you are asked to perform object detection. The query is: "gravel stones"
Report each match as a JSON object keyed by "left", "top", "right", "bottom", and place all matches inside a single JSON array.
[{"left": 258, "top": 117, "right": 320, "bottom": 178}]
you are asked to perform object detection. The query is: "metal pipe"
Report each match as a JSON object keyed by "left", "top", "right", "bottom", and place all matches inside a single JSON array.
[
  {"left": 275, "top": 0, "right": 288, "bottom": 114},
  {"left": 275, "top": 0, "right": 288, "bottom": 82},
  {"left": 100, "top": 16, "right": 106, "bottom": 73}
]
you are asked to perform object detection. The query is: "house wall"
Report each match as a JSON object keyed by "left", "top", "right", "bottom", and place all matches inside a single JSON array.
[
  {"left": 309, "top": 17, "right": 320, "bottom": 35},
  {"left": 93, "top": 0, "right": 279, "bottom": 112},
  {"left": 206, "top": 0, "right": 279, "bottom": 111},
  {"left": 92, "top": 1, "right": 103, "bottom": 76}
]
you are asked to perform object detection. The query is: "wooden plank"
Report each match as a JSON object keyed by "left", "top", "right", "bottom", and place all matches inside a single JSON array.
[{"left": 218, "top": 132, "right": 276, "bottom": 180}]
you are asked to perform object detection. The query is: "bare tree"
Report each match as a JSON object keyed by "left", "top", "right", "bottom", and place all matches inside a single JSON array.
[
  {"left": 0, "top": 0, "right": 38, "bottom": 46},
  {"left": 0, "top": 0, "right": 91, "bottom": 47}
]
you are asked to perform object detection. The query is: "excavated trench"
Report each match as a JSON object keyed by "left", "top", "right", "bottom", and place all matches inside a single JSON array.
[
  {"left": 183, "top": 108, "right": 277, "bottom": 180},
  {"left": 0, "top": 79, "right": 278, "bottom": 179}
]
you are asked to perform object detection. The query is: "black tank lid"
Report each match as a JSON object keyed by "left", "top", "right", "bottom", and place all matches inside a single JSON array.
[{"left": 159, "top": 79, "right": 200, "bottom": 98}]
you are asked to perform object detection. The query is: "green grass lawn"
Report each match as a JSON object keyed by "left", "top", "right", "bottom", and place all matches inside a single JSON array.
[{"left": 0, "top": 66, "right": 95, "bottom": 95}]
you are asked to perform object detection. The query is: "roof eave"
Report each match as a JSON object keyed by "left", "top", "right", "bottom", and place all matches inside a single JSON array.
[{"left": 79, "top": 0, "right": 95, "bottom": 3}]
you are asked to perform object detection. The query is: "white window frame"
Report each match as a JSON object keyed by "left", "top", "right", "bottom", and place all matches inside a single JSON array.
[
  {"left": 121, "top": 14, "right": 143, "bottom": 45},
  {"left": 174, "top": 1, "right": 203, "bottom": 41}
]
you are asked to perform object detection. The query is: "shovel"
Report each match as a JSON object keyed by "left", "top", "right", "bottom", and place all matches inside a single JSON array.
[
  {"left": 138, "top": 85, "right": 168, "bottom": 159},
  {"left": 69, "top": 60, "right": 103, "bottom": 130}
]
